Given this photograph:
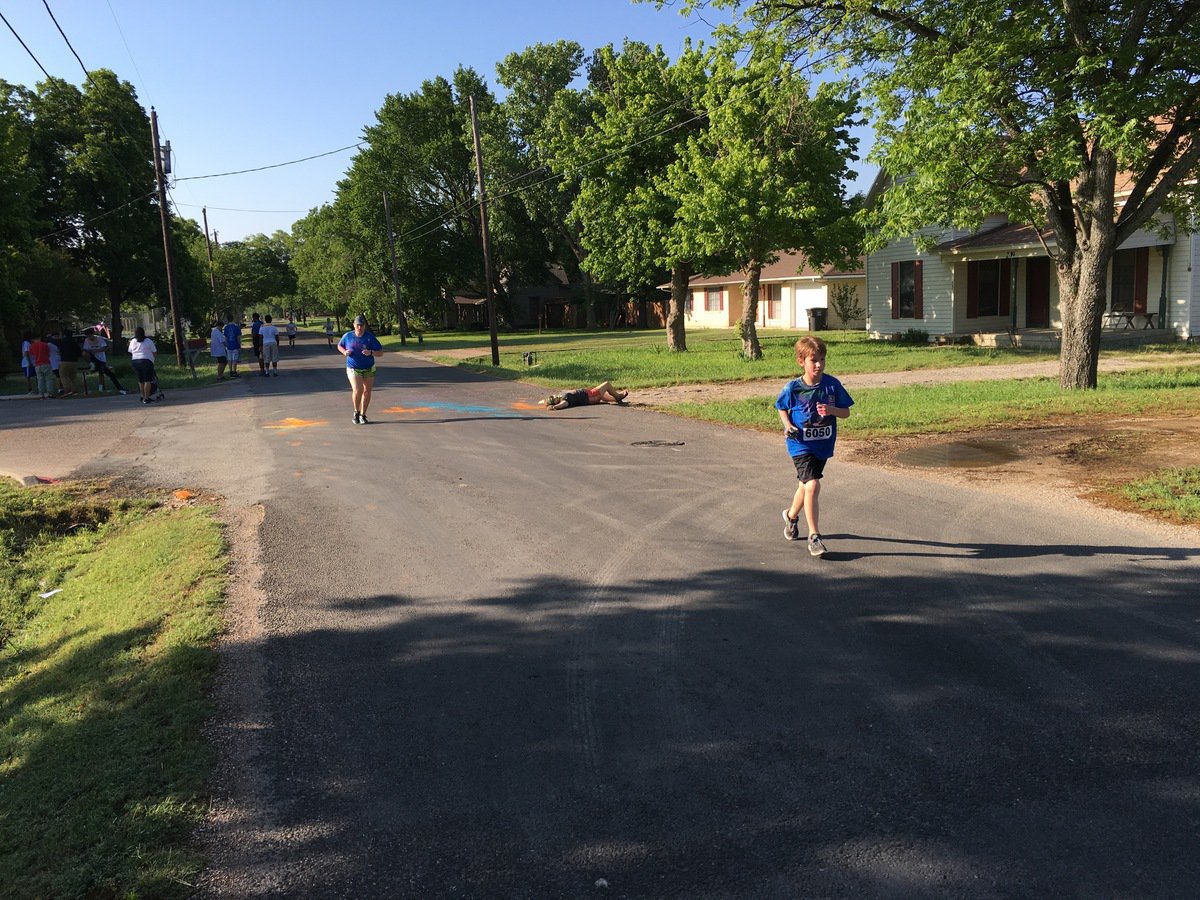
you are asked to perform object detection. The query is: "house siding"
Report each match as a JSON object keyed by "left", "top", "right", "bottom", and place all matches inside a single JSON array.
[
  {"left": 1188, "top": 231, "right": 1200, "bottom": 339},
  {"left": 867, "top": 230, "right": 963, "bottom": 336}
]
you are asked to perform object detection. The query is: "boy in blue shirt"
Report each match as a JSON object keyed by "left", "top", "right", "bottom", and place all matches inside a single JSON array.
[{"left": 775, "top": 336, "right": 853, "bottom": 557}]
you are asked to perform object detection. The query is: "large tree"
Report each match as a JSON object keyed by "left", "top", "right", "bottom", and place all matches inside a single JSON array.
[
  {"left": 669, "top": 36, "right": 862, "bottom": 358},
  {"left": 546, "top": 40, "right": 712, "bottom": 351},
  {"left": 690, "top": 0, "right": 1200, "bottom": 387},
  {"left": 497, "top": 41, "right": 606, "bottom": 326},
  {"left": 29, "top": 71, "right": 162, "bottom": 348}
]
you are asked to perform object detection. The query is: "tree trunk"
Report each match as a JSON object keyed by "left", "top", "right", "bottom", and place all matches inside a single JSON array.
[
  {"left": 108, "top": 285, "right": 123, "bottom": 350},
  {"left": 1057, "top": 151, "right": 1118, "bottom": 389},
  {"left": 667, "top": 262, "right": 691, "bottom": 351},
  {"left": 739, "top": 261, "right": 763, "bottom": 360}
]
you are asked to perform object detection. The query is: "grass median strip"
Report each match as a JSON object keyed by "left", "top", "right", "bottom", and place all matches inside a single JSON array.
[
  {"left": 439, "top": 329, "right": 1063, "bottom": 387},
  {"left": 0, "top": 480, "right": 226, "bottom": 898},
  {"left": 661, "top": 365, "right": 1200, "bottom": 437}
]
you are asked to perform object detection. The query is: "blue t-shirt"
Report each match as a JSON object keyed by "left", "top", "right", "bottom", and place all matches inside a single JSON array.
[
  {"left": 251, "top": 320, "right": 262, "bottom": 337},
  {"left": 775, "top": 374, "right": 854, "bottom": 460},
  {"left": 338, "top": 330, "right": 383, "bottom": 369},
  {"left": 223, "top": 322, "right": 241, "bottom": 351}
]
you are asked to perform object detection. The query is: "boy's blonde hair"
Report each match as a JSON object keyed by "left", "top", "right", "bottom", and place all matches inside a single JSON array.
[{"left": 795, "top": 335, "right": 827, "bottom": 362}]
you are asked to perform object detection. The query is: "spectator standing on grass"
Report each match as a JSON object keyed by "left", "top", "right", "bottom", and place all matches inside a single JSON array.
[
  {"left": 20, "top": 332, "right": 35, "bottom": 394},
  {"left": 210, "top": 318, "right": 228, "bottom": 380},
  {"left": 47, "top": 333, "right": 62, "bottom": 395},
  {"left": 28, "top": 333, "right": 54, "bottom": 399},
  {"left": 286, "top": 317, "right": 297, "bottom": 347},
  {"left": 259, "top": 315, "right": 280, "bottom": 376},
  {"left": 337, "top": 314, "right": 383, "bottom": 425},
  {"left": 776, "top": 336, "right": 853, "bottom": 558},
  {"left": 82, "top": 329, "right": 128, "bottom": 394},
  {"left": 52, "top": 328, "right": 83, "bottom": 396},
  {"left": 223, "top": 318, "right": 242, "bottom": 377},
  {"left": 128, "top": 327, "right": 163, "bottom": 404},
  {"left": 251, "top": 312, "right": 263, "bottom": 370}
]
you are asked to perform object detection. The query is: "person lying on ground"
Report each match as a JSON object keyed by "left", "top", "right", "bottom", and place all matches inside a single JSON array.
[{"left": 541, "top": 382, "right": 629, "bottom": 410}]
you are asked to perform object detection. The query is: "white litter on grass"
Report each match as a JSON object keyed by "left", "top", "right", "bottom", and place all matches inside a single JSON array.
[{"left": 38, "top": 588, "right": 63, "bottom": 598}]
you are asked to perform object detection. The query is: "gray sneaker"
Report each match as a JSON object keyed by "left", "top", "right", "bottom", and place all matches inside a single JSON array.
[
  {"left": 808, "top": 533, "right": 827, "bottom": 557},
  {"left": 782, "top": 509, "right": 800, "bottom": 541}
]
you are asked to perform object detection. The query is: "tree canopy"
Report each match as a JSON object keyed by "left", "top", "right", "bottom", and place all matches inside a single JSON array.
[{"left": 691, "top": 0, "right": 1200, "bottom": 386}]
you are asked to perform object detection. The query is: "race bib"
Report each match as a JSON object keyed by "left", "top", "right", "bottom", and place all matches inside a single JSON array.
[{"left": 802, "top": 424, "right": 833, "bottom": 441}]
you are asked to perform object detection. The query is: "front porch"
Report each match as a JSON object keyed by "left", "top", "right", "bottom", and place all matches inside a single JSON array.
[{"left": 968, "top": 327, "right": 1173, "bottom": 350}]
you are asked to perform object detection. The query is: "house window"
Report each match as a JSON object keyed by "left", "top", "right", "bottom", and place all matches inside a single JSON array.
[
  {"left": 890, "top": 260, "right": 923, "bottom": 319},
  {"left": 967, "top": 259, "right": 1011, "bottom": 319},
  {"left": 705, "top": 288, "right": 722, "bottom": 312},
  {"left": 1111, "top": 248, "right": 1148, "bottom": 314}
]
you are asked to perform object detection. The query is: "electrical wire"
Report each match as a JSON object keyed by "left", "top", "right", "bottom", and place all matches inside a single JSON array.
[
  {"left": 174, "top": 201, "right": 311, "bottom": 215},
  {"left": 41, "top": 0, "right": 87, "bottom": 79},
  {"left": 1, "top": 10, "right": 51, "bottom": 79},
  {"left": 38, "top": 188, "right": 159, "bottom": 241},
  {"left": 173, "top": 142, "right": 366, "bottom": 182}
]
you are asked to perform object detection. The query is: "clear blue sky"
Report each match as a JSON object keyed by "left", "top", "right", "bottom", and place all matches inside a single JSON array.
[{"left": 3, "top": 0, "right": 875, "bottom": 242}]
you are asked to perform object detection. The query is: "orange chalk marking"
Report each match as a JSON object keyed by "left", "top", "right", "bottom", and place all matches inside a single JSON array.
[
  {"left": 383, "top": 405, "right": 435, "bottom": 414},
  {"left": 264, "top": 417, "right": 327, "bottom": 430}
]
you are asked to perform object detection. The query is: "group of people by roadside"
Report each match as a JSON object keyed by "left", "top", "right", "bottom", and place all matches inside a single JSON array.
[
  {"left": 209, "top": 313, "right": 298, "bottom": 381},
  {"left": 18, "top": 327, "right": 131, "bottom": 399}
]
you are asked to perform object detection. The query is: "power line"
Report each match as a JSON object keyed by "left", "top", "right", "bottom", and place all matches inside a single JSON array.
[
  {"left": 173, "top": 142, "right": 366, "bottom": 182},
  {"left": 104, "top": 0, "right": 150, "bottom": 105},
  {"left": 41, "top": 0, "right": 87, "bottom": 79},
  {"left": 38, "top": 188, "right": 159, "bottom": 241},
  {"left": 0, "top": 10, "right": 51, "bottom": 79},
  {"left": 174, "top": 201, "right": 311, "bottom": 214}
]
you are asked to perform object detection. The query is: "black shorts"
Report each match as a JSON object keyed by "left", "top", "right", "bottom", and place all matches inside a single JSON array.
[
  {"left": 131, "top": 358, "right": 157, "bottom": 384},
  {"left": 791, "top": 453, "right": 827, "bottom": 483}
]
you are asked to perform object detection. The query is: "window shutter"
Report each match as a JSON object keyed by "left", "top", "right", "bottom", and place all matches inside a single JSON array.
[
  {"left": 967, "top": 261, "right": 979, "bottom": 318},
  {"left": 999, "top": 258, "right": 1011, "bottom": 317},
  {"left": 890, "top": 262, "right": 900, "bottom": 319},
  {"left": 1133, "top": 248, "right": 1149, "bottom": 314},
  {"left": 914, "top": 260, "right": 924, "bottom": 319}
]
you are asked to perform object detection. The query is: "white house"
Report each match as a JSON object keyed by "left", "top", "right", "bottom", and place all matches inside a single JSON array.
[
  {"left": 865, "top": 175, "right": 1198, "bottom": 344},
  {"left": 679, "top": 251, "right": 866, "bottom": 331}
]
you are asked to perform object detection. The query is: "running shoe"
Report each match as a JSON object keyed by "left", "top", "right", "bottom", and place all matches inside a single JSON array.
[
  {"left": 353, "top": 412, "right": 362, "bottom": 424},
  {"left": 359, "top": 414, "right": 369, "bottom": 425},
  {"left": 807, "top": 533, "right": 827, "bottom": 557},
  {"left": 782, "top": 509, "right": 800, "bottom": 541}
]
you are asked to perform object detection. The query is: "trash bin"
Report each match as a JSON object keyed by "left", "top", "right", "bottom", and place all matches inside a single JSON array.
[{"left": 807, "top": 307, "right": 828, "bottom": 331}]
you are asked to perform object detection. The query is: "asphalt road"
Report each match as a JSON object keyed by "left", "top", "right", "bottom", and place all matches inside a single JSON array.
[{"left": 4, "top": 334, "right": 1199, "bottom": 898}]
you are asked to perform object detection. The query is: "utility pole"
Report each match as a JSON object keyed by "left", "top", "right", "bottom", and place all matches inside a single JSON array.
[
  {"left": 381, "top": 189, "right": 409, "bottom": 345},
  {"left": 469, "top": 95, "right": 500, "bottom": 366},
  {"left": 202, "top": 206, "right": 218, "bottom": 301},
  {"left": 151, "top": 108, "right": 185, "bottom": 366}
]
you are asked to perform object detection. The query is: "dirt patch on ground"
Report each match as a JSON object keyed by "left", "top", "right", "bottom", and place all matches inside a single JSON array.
[{"left": 840, "top": 415, "right": 1200, "bottom": 527}]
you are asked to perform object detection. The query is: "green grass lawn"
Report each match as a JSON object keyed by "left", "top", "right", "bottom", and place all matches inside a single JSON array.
[
  {"left": 660, "top": 365, "right": 1200, "bottom": 437},
  {"left": 391, "top": 327, "right": 1196, "bottom": 389},
  {"left": 1123, "top": 467, "right": 1200, "bottom": 524},
  {"left": 0, "top": 480, "right": 226, "bottom": 897}
]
